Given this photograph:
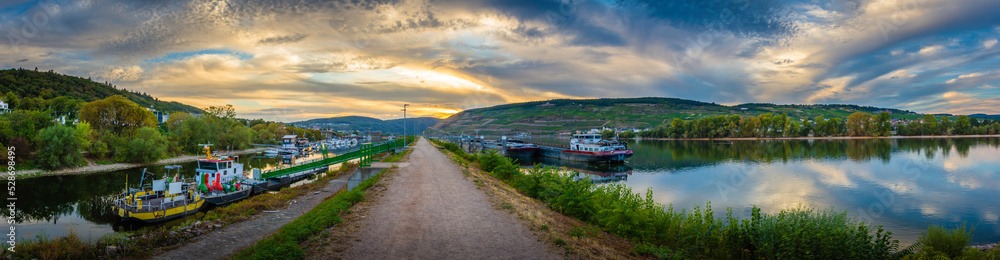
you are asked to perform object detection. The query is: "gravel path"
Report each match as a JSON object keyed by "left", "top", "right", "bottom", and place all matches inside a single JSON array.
[
  {"left": 339, "top": 138, "right": 559, "bottom": 259},
  {"left": 155, "top": 174, "right": 352, "bottom": 260}
]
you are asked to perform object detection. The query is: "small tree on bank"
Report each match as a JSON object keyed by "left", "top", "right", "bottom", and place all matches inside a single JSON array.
[{"left": 37, "top": 124, "right": 84, "bottom": 170}]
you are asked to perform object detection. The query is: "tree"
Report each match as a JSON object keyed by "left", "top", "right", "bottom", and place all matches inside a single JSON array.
[
  {"left": 670, "top": 118, "right": 684, "bottom": 138},
  {"left": 36, "top": 124, "right": 84, "bottom": 170},
  {"left": 17, "top": 97, "right": 45, "bottom": 111},
  {"left": 79, "top": 95, "right": 157, "bottom": 135},
  {"left": 955, "top": 115, "right": 971, "bottom": 135},
  {"left": 165, "top": 112, "right": 192, "bottom": 132},
  {"left": 923, "top": 115, "right": 938, "bottom": 135},
  {"left": 74, "top": 121, "right": 93, "bottom": 150},
  {"left": 846, "top": 112, "right": 872, "bottom": 136},
  {"left": 47, "top": 96, "right": 85, "bottom": 121},
  {"left": 173, "top": 116, "right": 218, "bottom": 153},
  {"left": 3, "top": 110, "right": 54, "bottom": 142},
  {"left": 3, "top": 92, "right": 19, "bottom": 110},
  {"left": 124, "top": 127, "right": 168, "bottom": 163},
  {"left": 205, "top": 104, "right": 237, "bottom": 119},
  {"left": 876, "top": 112, "right": 892, "bottom": 136},
  {"left": 814, "top": 116, "right": 826, "bottom": 136},
  {"left": 222, "top": 124, "right": 255, "bottom": 150},
  {"left": 829, "top": 117, "right": 845, "bottom": 136},
  {"left": 939, "top": 116, "right": 952, "bottom": 135}
]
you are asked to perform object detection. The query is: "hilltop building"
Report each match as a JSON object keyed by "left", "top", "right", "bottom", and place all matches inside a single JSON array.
[
  {"left": 0, "top": 100, "right": 7, "bottom": 113},
  {"left": 146, "top": 107, "right": 170, "bottom": 124}
]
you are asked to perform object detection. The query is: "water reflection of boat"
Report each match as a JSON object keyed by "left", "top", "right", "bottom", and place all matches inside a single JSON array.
[
  {"left": 112, "top": 167, "right": 205, "bottom": 223},
  {"left": 520, "top": 156, "right": 633, "bottom": 184}
]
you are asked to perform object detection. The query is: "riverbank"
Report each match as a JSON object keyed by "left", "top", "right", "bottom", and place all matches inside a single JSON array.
[
  {"left": 1, "top": 159, "right": 362, "bottom": 259},
  {"left": 13, "top": 147, "right": 270, "bottom": 179},
  {"left": 627, "top": 134, "right": 1000, "bottom": 141},
  {"left": 428, "top": 138, "right": 1000, "bottom": 259}
]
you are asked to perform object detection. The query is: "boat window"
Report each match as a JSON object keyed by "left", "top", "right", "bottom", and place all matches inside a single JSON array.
[{"left": 198, "top": 161, "right": 218, "bottom": 170}]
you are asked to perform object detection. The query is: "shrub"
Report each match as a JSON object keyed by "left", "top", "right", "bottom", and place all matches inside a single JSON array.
[
  {"left": 123, "top": 127, "right": 168, "bottom": 163},
  {"left": 477, "top": 151, "right": 504, "bottom": 173},
  {"left": 917, "top": 224, "right": 973, "bottom": 258},
  {"left": 36, "top": 124, "right": 84, "bottom": 170},
  {"left": 547, "top": 175, "right": 597, "bottom": 221}
]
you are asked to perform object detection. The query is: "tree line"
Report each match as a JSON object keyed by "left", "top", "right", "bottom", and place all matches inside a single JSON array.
[
  {"left": 605, "top": 112, "right": 1000, "bottom": 139},
  {"left": 1, "top": 93, "right": 326, "bottom": 170}
]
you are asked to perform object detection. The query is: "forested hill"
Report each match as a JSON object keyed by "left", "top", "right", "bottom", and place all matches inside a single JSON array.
[
  {"left": 430, "top": 97, "right": 922, "bottom": 135},
  {"left": 0, "top": 68, "right": 201, "bottom": 114},
  {"left": 292, "top": 116, "right": 440, "bottom": 134}
]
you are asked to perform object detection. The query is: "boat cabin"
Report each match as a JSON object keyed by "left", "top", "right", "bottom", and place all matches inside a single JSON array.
[
  {"left": 571, "top": 134, "right": 603, "bottom": 144},
  {"left": 569, "top": 134, "right": 628, "bottom": 152},
  {"left": 196, "top": 157, "right": 245, "bottom": 188},
  {"left": 282, "top": 135, "right": 297, "bottom": 149}
]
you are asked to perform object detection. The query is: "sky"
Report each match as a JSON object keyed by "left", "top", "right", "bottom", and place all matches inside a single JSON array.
[{"left": 1, "top": 0, "right": 999, "bottom": 122}]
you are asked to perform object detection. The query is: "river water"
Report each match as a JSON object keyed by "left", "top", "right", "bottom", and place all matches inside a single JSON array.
[
  {"left": 519, "top": 137, "right": 1000, "bottom": 246},
  {"left": 1, "top": 151, "right": 346, "bottom": 242}
]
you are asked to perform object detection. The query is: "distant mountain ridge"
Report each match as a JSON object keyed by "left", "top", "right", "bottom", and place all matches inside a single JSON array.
[
  {"left": 430, "top": 97, "right": 929, "bottom": 135},
  {"left": 292, "top": 116, "right": 440, "bottom": 134},
  {"left": 969, "top": 114, "right": 1000, "bottom": 119},
  {"left": 0, "top": 68, "right": 202, "bottom": 114}
]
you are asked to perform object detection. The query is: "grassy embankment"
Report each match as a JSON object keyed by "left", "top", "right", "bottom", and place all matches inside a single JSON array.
[
  {"left": 1, "top": 161, "right": 361, "bottom": 259},
  {"left": 229, "top": 169, "right": 387, "bottom": 259},
  {"left": 428, "top": 138, "right": 1000, "bottom": 259}
]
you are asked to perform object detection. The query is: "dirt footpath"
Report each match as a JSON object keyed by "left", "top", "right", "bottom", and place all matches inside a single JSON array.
[{"left": 335, "top": 138, "right": 559, "bottom": 259}]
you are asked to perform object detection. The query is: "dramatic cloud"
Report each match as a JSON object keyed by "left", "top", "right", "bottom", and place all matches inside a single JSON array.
[{"left": 1, "top": 0, "right": 998, "bottom": 122}]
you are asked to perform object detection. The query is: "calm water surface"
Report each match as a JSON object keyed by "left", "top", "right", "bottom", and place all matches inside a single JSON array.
[
  {"left": 1, "top": 151, "right": 349, "bottom": 242},
  {"left": 522, "top": 137, "right": 1000, "bottom": 246}
]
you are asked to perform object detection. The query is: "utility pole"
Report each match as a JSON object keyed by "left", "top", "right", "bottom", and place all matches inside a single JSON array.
[{"left": 402, "top": 104, "right": 409, "bottom": 145}]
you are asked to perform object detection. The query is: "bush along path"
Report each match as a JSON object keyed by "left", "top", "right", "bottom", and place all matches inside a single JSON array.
[
  {"left": 427, "top": 138, "right": 1000, "bottom": 260},
  {"left": 311, "top": 138, "right": 560, "bottom": 259}
]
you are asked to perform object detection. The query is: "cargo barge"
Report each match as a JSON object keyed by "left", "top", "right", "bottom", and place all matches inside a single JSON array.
[{"left": 533, "top": 134, "right": 632, "bottom": 163}]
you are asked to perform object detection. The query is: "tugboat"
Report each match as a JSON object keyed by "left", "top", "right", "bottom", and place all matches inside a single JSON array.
[
  {"left": 194, "top": 144, "right": 254, "bottom": 205},
  {"left": 535, "top": 133, "right": 632, "bottom": 163},
  {"left": 113, "top": 166, "right": 204, "bottom": 223}
]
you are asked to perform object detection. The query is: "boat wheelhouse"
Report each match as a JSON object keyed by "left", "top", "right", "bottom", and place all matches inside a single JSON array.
[
  {"left": 195, "top": 144, "right": 252, "bottom": 205},
  {"left": 280, "top": 135, "right": 299, "bottom": 155}
]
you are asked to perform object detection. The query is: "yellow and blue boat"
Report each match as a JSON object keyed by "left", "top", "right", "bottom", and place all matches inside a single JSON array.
[{"left": 113, "top": 166, "right": 204, "bottom": 223}]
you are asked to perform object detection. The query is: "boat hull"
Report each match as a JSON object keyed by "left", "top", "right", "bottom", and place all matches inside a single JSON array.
[
  {"left": 204, "top": 188, "right": 253, "bottom": 205},
  {"left": 252, "top": 168, "right": 323, "bottom": 194},
  {"left": 505, "top": 147, "right": 538, "bottom": 158},
  {"left": 115, "top": 198, "right": 205, "bottom": 223},
  {"left": 537, "top": 146, "right": 632, "bottom": 163}
]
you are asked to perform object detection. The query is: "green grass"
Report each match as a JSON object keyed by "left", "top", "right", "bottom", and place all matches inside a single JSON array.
[
  {"left": 380, "top": 148, "right": 411, "bottom": 163},
  {"left": 230, "top": 168, "right": 385, "bottom": 259}
]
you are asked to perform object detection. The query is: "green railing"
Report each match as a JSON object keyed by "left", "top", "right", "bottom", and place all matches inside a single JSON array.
[{"left": 260, "top": 138, "right": 409, "bottom": 180}]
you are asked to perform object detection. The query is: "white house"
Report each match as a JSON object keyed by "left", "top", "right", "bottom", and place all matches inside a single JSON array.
[{"left": 0, "top": 100, "right": 7, "bottom": 113}]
